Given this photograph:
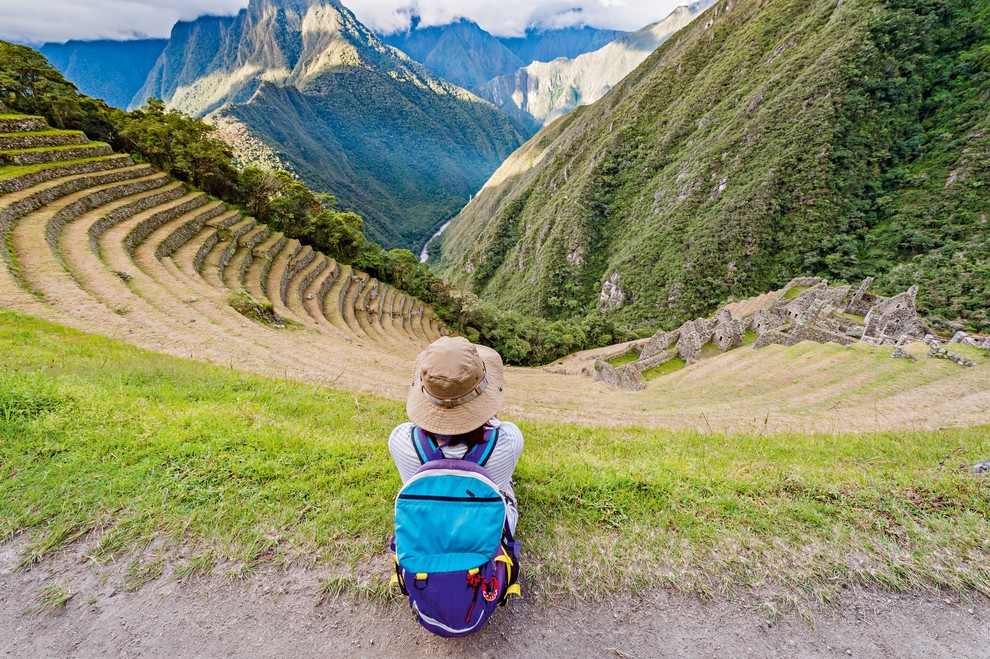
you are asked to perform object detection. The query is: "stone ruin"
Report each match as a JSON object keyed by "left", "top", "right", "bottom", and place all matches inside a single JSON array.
[{"left": 592, "top": 276, "right": 986, "bottom": 390}]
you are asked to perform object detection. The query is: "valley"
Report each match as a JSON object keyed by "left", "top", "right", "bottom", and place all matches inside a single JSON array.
[
  {"left": 128, "top": 0, "right": 527, "bottom": 251},
  {"left": 2, "top": 0, "right": 990, "bottom": 654},
  {"left": 0, "top": 112, "right": 986, "bottom": 433}
]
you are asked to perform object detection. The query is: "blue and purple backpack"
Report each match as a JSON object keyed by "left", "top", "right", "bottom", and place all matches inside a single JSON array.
[{"left": 391, "top": 426, "right": 521, "bottom": 637}]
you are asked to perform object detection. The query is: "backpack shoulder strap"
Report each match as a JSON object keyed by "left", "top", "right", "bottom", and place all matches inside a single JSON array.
[
  {"left": 410, "top": 426, "right": 500, "bottom": 467},
  {"left": 410, "top": 425, "right": 445, "bottom": 464},
  {"left": 461, "top": 427, "right": 499, "bottom": 467}
]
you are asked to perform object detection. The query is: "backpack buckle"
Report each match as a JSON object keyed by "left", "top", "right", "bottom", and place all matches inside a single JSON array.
[{"left": 414, "top": 573, "right": 429, "bottom": 589}]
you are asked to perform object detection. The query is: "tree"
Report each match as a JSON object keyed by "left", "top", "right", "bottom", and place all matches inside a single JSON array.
[
  {"left": 111, "top": 99, "right": 238, "bottom": 198},
  {"left": 0, "top": 41, "right": 114, "bottom": 140}
]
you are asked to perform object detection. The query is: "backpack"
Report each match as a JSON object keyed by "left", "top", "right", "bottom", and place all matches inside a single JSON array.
[{"left": 391, "top": 425, "right": 521, "bottom": 638}]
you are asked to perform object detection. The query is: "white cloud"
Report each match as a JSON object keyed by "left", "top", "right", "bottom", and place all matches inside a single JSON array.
[
  {"left": 0, "top": 0, "right": 247, "bottom": 44},
  {"left": 345, "top": 0, "right": 688, "bottom": 36},
  {"left": 0, "top": 0, "right": 687, "bottom": 45}
]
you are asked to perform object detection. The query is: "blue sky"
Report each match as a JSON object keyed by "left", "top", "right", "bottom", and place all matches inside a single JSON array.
[{"left": 0, "top": 0, "right": 687, "bottom": 44}]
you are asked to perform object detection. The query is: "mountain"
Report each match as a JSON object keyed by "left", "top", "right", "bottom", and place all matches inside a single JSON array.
[
  {"left": 440, "top": 0, "right": 990, "bottom": 332},
  {"left": 130, "top": 15, "right": 238, "bottom": 112},
  {"left": 382, "top": 18, "right": 522, "bottom": 90},
  {"left": 475, "top": 1, "right": 714, "bottom": 130},
  {"left": 133, "top": 0, "right": 527, "bottom": 250},
  {"left": 39, "top": 39, "right": 167, "bottom": 109},
  {"left": 498, "top": 26, "right": 628, "bottom": 64}
]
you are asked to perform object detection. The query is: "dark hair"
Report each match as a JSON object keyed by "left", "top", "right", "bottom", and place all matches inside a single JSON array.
[{"left": 428, "top": 425, "right": 488, "bottom": 448}]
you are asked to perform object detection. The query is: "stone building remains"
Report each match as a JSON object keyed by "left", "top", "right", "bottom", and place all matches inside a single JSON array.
[{"left": 592, "top": 276, "right": 985, "bottom": 390}]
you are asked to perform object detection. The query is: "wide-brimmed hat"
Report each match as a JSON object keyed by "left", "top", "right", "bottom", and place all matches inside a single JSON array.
[{"left": 407, "top": 336, "right": 505, "bottom": 435}]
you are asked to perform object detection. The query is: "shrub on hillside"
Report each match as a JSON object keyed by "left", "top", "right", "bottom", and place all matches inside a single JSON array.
[{"left": 111, "top": 99, "right": 240, "bottom": 199}]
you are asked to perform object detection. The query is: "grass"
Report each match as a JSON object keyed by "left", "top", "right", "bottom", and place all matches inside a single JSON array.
[
  {"left": 0, "top": 141, "right": 108, "bottom": 156},
  {"left": 699, "top": 344, "right": 725, "bottom": 360},
  {"left": 607, "top": 352, "right": 640, "bottom": 368},
  {"left": 31, "top": 583, "right": 74, "bottom": 612},
  {"left": 1, "top": 309, "right": 989, "bottom": 606},
  {"left": 947, "top": 343, "right": 989, "bottom": 364},
  {"left": 0, "top": 129, "right": 83, "bottom": 139},
  {"left": 784, "top": 286, "right": 811, "bottom": 300},
  {"left": 741, "top": 330, "right": 759, "bottom": 347},
  {"left": 642, "top": 357, "right": 687, "bottom": 380},
  {"left": 838, "top": 312, "right": 866, "bottom": 324},
  {"left": 0, "top": 155, "right": 121, "bottom": 181}
]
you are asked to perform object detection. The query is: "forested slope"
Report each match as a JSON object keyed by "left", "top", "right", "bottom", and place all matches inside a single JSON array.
[{"left": 442, "top": 0, "right": 990, "bottom": 332}]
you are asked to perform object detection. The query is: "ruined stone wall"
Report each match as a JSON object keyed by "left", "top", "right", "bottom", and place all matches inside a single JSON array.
[
  {"left": 675, "top": 317, "right": 715, "bottom": 364},
  {"left": 592, "top": 360, "right": 646, "bottom": 391},
  {"left": 711, "top": 309, "right": 746, "bottom": 351},
  {"left": 640, "top": 330, "right": 680, "bottom": 359},
  {"left": 844, "top": 277, "right": 875, "bottom": 315},
  {"left": 863, "top": 286, "right": 928, "bottom": 341},
  {"left": 591, "top": 276, "right": 962, "bottom": 391},
  {"left": 754, "top": 325, "right": 856, "bottom": 349}
]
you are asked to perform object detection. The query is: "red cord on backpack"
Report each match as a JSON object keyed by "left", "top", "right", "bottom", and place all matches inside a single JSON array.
[{"left": 465, "top": 572, "right": 485, "bottom": 622}]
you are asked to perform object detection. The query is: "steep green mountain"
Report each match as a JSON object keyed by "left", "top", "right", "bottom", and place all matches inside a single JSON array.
[
  {"left": 130, "top": 15, "right": 238, "bottom": 111},
  {"left": 498, "top": 26, "right": 628, "bottom": 63},
  {"left": 441, "top": 0, "right": 990, "bottom": 331},
  {"left": 476, "top": 1, "right": 713, "bottom": 130},
  {"left": 39, "top": 39, "right": 167, "bottom": 109},
  {"left": 132, "top": 0, "right": 527, "bottom": 250},
  {"left": 382, "top": 18, "right": 523, "bottom": 90}
]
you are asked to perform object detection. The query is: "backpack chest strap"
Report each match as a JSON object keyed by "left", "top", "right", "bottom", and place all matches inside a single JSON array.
[{"left": 411, "top": 426, "right": 499, "bottom": 467}]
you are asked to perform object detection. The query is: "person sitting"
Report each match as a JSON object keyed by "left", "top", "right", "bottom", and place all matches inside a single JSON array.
[
  {"left": 388, "top": 336, "right": 523, "bottom": 533},
  {"left": 388, "top": 337, "right": 524, "bottom": 637}
]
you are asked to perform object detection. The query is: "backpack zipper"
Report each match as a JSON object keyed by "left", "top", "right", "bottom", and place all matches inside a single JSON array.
[{"left": 398, "top": 494, "right": 502, "bottom": 503}]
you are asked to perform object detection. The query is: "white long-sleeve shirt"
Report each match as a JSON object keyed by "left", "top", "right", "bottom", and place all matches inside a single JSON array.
[{"left": 388, "top": 418, "right": 524, "bottom": 532}]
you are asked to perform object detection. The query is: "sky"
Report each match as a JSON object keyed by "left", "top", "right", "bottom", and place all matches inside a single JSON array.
[{"left": 0, "top": 0, "right": 687, "bottom": 45}]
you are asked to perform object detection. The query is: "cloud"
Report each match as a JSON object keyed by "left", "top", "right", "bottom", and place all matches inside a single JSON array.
[
  {"left": 0, "top": 0, "right": 247, "bottom": 44},
  {"left": 0, "top": 0, "right": 688, "bottom": 45},
  {"left": 344, "top": 0, "right": 688, "bottom": 37}
]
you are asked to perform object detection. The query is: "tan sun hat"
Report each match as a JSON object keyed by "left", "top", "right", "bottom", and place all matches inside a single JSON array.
[{"left": 407, "top": 336, "right": 505, "bottom": 435}]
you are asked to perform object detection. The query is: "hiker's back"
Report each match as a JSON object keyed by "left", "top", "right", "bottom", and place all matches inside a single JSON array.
[{"left": 390, "top": 337, "right": 523, "bottom": 637}]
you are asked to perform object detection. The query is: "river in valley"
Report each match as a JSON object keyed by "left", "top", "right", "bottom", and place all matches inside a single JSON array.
[{"left": 419, "top": 219, "right": 452, "bottom": 263}]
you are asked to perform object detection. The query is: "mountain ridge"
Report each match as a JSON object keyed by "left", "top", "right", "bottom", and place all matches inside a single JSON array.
[
  {"left": 498, "top": 25, "right": 628, "bottom": 63},
  {"left": 474, "top": 1, "right": 714, "bottom": 129},
  {"left": 382, "top": 18, "right": 523, "bottom": 90},
  {"left": 39, "top": 39, "right": 167, "bottom": 109},
  {"left": 132, "top": 0, "right": 527, "bottom": 250},
  {"left": 382, "top": 18, "right": 630, "bottom": 94}
]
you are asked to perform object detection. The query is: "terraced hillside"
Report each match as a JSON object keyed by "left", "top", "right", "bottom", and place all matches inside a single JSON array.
[
  {"left": 2, "top": 113, "right": 989, "bottom": 434},
  {"left": 0, "top": 114, "right": 444, "bottom": 400}
]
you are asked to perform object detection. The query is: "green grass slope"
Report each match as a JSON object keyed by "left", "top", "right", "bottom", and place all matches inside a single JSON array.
[
  {"left": 441, "top": 0, "right": 990, "bottom": 332},
  {"left": 3, "top": 309, "right": 988, "bottom": 604}
]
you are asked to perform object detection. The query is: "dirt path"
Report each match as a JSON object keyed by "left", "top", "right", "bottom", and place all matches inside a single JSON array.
[{"left": 2, "top": 543, "right": 987, "bottom": 658}]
